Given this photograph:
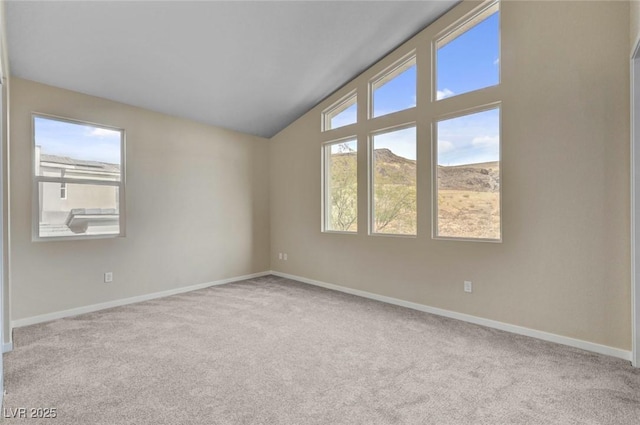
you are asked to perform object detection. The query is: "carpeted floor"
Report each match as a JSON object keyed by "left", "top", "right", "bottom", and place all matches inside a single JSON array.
[{"left": 2, "top": 275, "right": 640, "bottom": 424}]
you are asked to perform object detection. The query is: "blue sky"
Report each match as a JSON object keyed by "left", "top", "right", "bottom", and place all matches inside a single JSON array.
[
  {"left": 331, "top": 101, "right": 357, "bottom": 129},
  {"left": 373, "top": 63, "right": 416, "bottom": 118},
  {"left": 437, "top": 12, "right": 499, "bottom": 100},
  {"left": 331, "top": 10, "right": 500, "bottom": 166},
  {"left": 436, "top": 11, "right": 500, "bottom": 165},
  {"left": 437, "top": 108, "right": 499, "bottom": 166},
  {"left": 34, "top": 116, "right": 122, "bottom": 165},
  {"left": 373, "top": 127, "right": 416, "bottom": 161}
]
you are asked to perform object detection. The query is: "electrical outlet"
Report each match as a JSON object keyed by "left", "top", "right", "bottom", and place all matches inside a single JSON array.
[
  {"left": 283, "top": 253, "right": 288, "bottom": 261},
  {"left": 278, "top": 252, "right": 283, "bottom": 260},
  {"left": 464, "top": 281, "right": 472, "bottom": 293},
  {"left": 104, "top": 272, "right": 113, "bottom": 283}
]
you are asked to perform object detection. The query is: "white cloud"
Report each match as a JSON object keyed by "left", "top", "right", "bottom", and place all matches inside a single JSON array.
[
  {"left": 436, "top": 88, "right": 455, "bottom": 100},
  {"left": 438, "top": 140, "right": 454, "bottom": 154},
  {"left": 89, "top": 127, "right": 120, "bottom": 138},
  {"left": 471, "top": 135, "right": 499, "bottom": 147},
  {"left": 494, "top": 57, "right": 500, "bottom": 66}
]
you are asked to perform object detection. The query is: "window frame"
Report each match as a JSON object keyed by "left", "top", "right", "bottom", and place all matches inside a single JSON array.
[
  {"left": 433, "top": 0, "right": 500, "bottom": 102},
  {"left": 369, "top": 52, "right": 417, "bottom": 119},
  {"left": 368, "top": 123, "right": 418, "bottom": 237},
  {"left": 317, "top": 0, "right": 502, "bottom": 242},
  {"left": 321, "top": 136, "right": 358, "bottom": 234},
  {"left": 321, "top": 91, "right": 358, "bottom": 132},
  {"left": 431, "top": 102, "right": 502, "bottom": 243},
  {"left": 31, "top": 113, "right": 126, "bottom": 242}
]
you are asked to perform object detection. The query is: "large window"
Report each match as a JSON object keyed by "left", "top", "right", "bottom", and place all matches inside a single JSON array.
[
  {"left": 370, "top": 126, "right": 417, "bottom": 235},
  {"left": 432, "top": 0, "right": 501, "bottom": 241},
  {"left": 435, "top": 1, "right": 500, "bottom": 100},
  {"left": 435, "top": 107, "right": 500, "bottom": 240},
  {"left": 319, "top": 0, "right": 501, "bottom": 242},
  {"left": 33, "top": 114, "right": 125, "bottom": 240},
  {"left": 323, "top": 138, "right": 358, "bottom": 232}
]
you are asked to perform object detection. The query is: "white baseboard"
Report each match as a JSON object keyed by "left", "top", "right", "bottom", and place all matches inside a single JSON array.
[
  {"left": 9, "top": 270, "right": 632, "bottom": 362},
  {"left": 271, "top": 271, "right": 632, "bottom": 362},
  {"left": 11, "top": 271, "right": 271, "bottom": 329}
]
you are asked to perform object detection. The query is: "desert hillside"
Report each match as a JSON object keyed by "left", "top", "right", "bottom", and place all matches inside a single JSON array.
[
  {"left": 329, "top": 148, "right": 500, "bottom": 238},
  {"left": 373, "top": 149, "right": 499, "bottom": 193},
  {"left": 334, "top": 149, "right": 499, "bottom": 193},
  {"left": 437, "top": 162, "right": 500, "bottom": 192}
]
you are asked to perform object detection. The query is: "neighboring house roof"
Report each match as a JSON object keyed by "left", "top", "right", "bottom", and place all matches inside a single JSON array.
[{"left": 40, "top": 154, "right": 120, "bottom": 173}]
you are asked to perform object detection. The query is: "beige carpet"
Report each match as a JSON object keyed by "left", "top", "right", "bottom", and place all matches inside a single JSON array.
[{"left": 2, "top": 275, "right": 640, "bottom": 424}]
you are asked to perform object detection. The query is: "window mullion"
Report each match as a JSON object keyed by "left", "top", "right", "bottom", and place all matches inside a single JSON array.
[{"left": 35, "top": 176, "right": 121, "bottom": 187}]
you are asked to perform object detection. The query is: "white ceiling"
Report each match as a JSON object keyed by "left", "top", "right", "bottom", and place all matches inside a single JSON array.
[{"left": 6, "top": 0, "right": 458, "bottom": 138}]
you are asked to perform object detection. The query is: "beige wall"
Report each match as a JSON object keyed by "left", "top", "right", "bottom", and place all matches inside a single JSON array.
[
  {"left": 9, "top": 77, "right": 270, "bottom": 322},
  {"left": 270, "top": 1, "right": 632, "bottom": 350},
  {"left": 4, "top": 1, "right": 634, "bottom": 353}
]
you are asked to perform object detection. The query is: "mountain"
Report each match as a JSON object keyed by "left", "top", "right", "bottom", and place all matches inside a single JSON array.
[
  {"left": 437, "top": 162, "right": 500, "bottom": 192},
  {"left": 334, "top": 148, "right": 499, "bottom": 193},
  {"left": 373, "top": 148, "right": 416, "bottom": 184},
  {"left": 373, "top": 148, "right": 414, "bottom": 165}
]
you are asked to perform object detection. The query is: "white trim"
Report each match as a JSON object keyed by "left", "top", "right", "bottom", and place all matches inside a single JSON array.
[
  {"left": 321, "top": 137, "right": 358, "bottom": 233},
  {"left": 321, "top": 90, "right": 357, "bottom": 132},
  {"left": 432, "top": 102, "right": 503, "bottom": 243},
  {"left": 11, "top": 271, "right": 271, "bottom": 329},
  {"left": 435, "top": 0, "right": 499, "bottom": 49},
  {"left": 31, "top": 113, "right": 126, "bottom": 242},
  {"left": 631, "top": 42, "right": 640, "bottom": 368},
  {"left": 368, "top": 123, "right": 418, "bottom": 237},
  {"left": 369, "top": 52, "right": 417, "bottom": 120},
  {"left": 271, "top": 271, "right": 632, "bottom": 362},
  {"left": 2, "top": 342, "right": 11, "bottom": 353}
]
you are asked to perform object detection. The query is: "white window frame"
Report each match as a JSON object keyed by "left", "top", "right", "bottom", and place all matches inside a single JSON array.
[
  {"left": 432, "top": 102, "right": 502, "bottom": 243},
  {"left": 433, "top": 0, "right": 500, "bottom": 102},
  {"left": 369, "top": 52, "right": 417, "bottom": 119},
  {"left": 317, "top": 0, "right": 501, "bottom": 242},
  {"left": 368, "top": 123, "right": 418, "bottom": 237},
  {"left": 429, "top": 0, "right": 502, "bottom": 243},
  {"left": 322, "top": 136, "right": 358, "bottom": 234},
  {"left": 32, "top": 113, "right": 126, "bottom": 241},
  {"left": 321, "top": 91, "right": 357, "bottom": 132}
]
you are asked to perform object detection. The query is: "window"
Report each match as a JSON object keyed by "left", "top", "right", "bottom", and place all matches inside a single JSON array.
[
  {"left": 370, "top": 55, "right": 416, "bottom": 118},
  {"left": 319, "top": 0, "right": 501, "bottom": 241},
  {"left": 370, "top": 126, "right": 416, "bottom": 235},
  {"left": 323, "top": 138, "right": 357, "bottom": 232},
  {"left": 60, "top": 182, "right": 67, "bottom": 200},
  {"left": 431, "top": 1, "right": 501, "bottom": 241},
  {"left": 435, "top": 1, "right": 499, "bottom": 100},
  {"left": 59, "top": 169, "right": 67, "bottom": 199},
  {"left": 322, "top": 92, "right": 357, "bottom": 131},
  {"left": 33, "top": 114, "right": 125, "bottom": 240},
  {"left": 434, "top": 107, "right": 500, "bottom": 241}
]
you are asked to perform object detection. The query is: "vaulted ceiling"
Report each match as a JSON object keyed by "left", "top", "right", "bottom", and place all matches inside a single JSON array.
[{"left": 6, "top": 1, "right": 458, "bottom": 138}]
